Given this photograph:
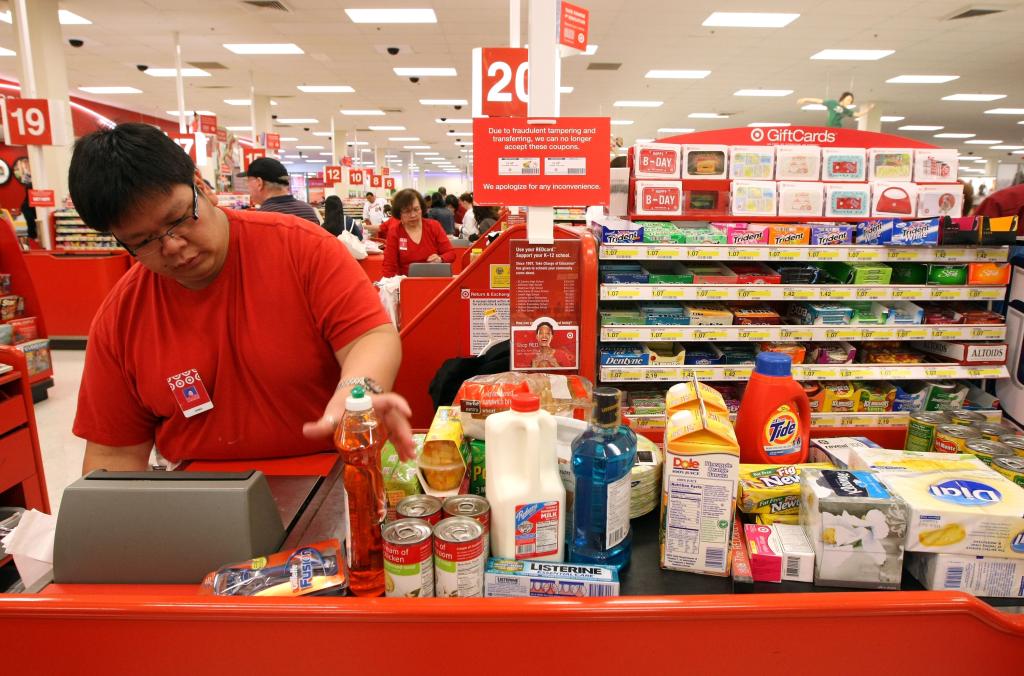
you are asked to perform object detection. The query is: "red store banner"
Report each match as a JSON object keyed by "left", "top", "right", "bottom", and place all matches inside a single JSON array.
[
  {"left": 510, "top": 239, "right": 580, "bottom": 371},
  {"left": 559, "top": 2, "right": 590, "bottom": 50},
  {"left": 472, "top": 116, "right": 610, "bottom": 207},
  {"left": 27, "top": 189, "right": 55, "bottom": 207}
]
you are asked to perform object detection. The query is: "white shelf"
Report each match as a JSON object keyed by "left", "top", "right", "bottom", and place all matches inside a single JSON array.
[
  {"left": 600, "top": 364, "right": 1009, "bottom": 383},
  {"left": 601, "top": 324, "right": 1007, "bottom": 343},
  {"left": 600, "top": 284, "right": 1005, "bottom": 302},
  {"left": 599, "top": 244, "right": 1009, "bottom": 263},
  {"left": 624, "top": 410, "right": 1003, "bottom": 430}
]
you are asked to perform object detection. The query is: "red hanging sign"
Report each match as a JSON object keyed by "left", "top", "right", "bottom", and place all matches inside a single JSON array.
[
  {"left": 242, "top": 147, "right": 266, "bottom": 171},
  {"left": 559, "top": 2, "right": 589, "bottom": 51},
  {"left": 370, "top": 174, "right": 383, "bottom": 189},
  {"left": 216, "top": 128, "right": 228, "bottom": 143},
  {"left": 349, "top": 169, "right": 365, "bottom": 185},
  {"left": 472, "top": 116, "right": 610, "bottom": 206},
  {"left": 27, "top": 189, "right": 55, "bottom": 208},
  {"left": 198, "top": 114, "right": 217, "bottom": 135},
  {"left": 384, "top": 177, "right": 395, "bottom": 190},
  {"left": 262, "top": 132, "right": 280, "bottom": 152},
  {"left": 341, "top": 156, "right": 353, "bottom": 167},
  {"left": 480, "top": 47, "right": 529, "bottom": 118},
  {"left": 2, "top": 98, "right": 54, "bottom": 145},
  {"left": 324, "top": 165, "right": 343, "bottom": 186},
  {"left": 381, "top": 167, "right": 390, "bottom": 176}
]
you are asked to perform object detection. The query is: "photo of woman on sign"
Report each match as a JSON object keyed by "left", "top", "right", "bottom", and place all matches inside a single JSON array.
[{"left": 511, "top": 318, "right": 577, "bottom": 371}]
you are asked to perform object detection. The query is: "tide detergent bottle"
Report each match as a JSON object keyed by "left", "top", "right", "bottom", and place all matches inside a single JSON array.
[{"left": 735, "top": 352, "right": 811, "bottom": 464}]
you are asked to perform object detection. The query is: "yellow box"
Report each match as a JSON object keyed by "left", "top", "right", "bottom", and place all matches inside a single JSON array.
[
  {"left": 418, "top": 406, "right": 468, "bottom": 496},
  {"left": 738, "top": 463, "right": 834, "bottom": 514}
]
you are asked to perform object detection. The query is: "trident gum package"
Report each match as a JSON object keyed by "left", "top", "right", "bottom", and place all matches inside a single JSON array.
[
  {"left": 201, "top": 539, "right": 348, "bottom": 597},
  {"left": 660, "top": 384, "right": 740, "bottom": 576}
]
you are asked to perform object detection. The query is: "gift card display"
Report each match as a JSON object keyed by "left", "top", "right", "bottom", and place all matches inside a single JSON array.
[
  {"left": 917, "top": 184, "right": 964, "bottom": 218},
  {"left": 730, "top": 180, "right": 778, "bottom": 216},
  {"left": 729, "top": 146, "right": 775, "bottom": 180},
  {"left": 822, "top": 148, "right": 867, "bottom": 182},
  {"left": 825, "top": 184, "right": 871, "bottom": 218},
  {"left": 914, "top": 148, "right": 959, "bottom": 183},
  {"left": 634, "top": 142, "right": 682, "bottom": 179},
  {"left": 778, "top": 181, "right": 824, "bottom": 217},
  {"left": 775, "top": 146, "right": 821, "bottom": 181},
  {"left": 869, "top": 148, "right": 914, "bottom": 182},
  {"left": 872, "top": 182, "right": 919, "bottom": 218},
  {"left": 682, "top": 144, "right": 728, "bottom": 179}
]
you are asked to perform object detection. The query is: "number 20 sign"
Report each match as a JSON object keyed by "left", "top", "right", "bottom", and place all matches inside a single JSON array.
[{"left": 473, "top": 47, "right": 529, "bottom": 117}]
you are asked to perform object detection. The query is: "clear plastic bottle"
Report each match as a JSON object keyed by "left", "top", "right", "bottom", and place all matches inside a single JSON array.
[
  {"left": 570, "top": 387, "right": 637, "bottom": 570},
  {"left": 334, "top": 386, "right": 386, "bottom": 596}
]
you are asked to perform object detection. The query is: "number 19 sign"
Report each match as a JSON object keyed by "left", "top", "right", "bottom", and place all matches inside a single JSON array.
[{"left": 1, "top": 98, "right": 62, "bottom": 146}]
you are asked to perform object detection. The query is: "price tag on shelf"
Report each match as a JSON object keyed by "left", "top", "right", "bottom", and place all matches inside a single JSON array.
[
  {"left": 728, "top": 249, "right": 760, "bottom": 260},
  {"left": 974, "top": 248, "right": 1005, "bottom": 262},
  {"left": 837, "top": 367, "right": 862, "bottom": 379},
  {"left": 603, "top": 247, "right": 638, "bottom": 258},
  {"left": 693, "top": 329, "right": 728, "bottom": 341},
  {"left": 971, "top": 327, "right": 1005, "bottom": 339},
  {"left": 896, "top": 328, "right": 928, "bottom": 340},
  {"left": 858, "top": 328, "right": 885, "bottom": 340},
  {"left": 735, "top": 288, "right": 772, "bottom": 300},
  {"left": 885, "top": 367, "right": 915, "bottom": 379},
  {"left": 605, "top": 330, "right": 640, "bottom": 340},
  {"left": 931, "top": 328, "right": 960, "bottom": 339},
  {"left": 695, "top": 288, "right": 729, "bottom": 299},
  {"left": 923, "top": 367, "right": 957, "bottom": 379},
  {"left": 824, "top": 328, "right": 858, "bottom": 340},
  {"left": 819, "top": 288, "right": 853, "bottom": 300},
  {"left": 966, "top": 367, "right": 1006, "bottom": 378},
  {"left": 648, "top": 247, "right": 678, "bottom": 259},
  {"left": 609, "top": 288, "right": 641, "bottom": 299},
  {"left": 651, "top": 288, "right": 685, "bottom": 299},
  {"left": 645, "top": 368, "right": 673, "bottom": 381},
  {"left": 686, "top": 248, "right": 717, "bottom": 260},
  {"left": 891, "top": 288, "right": 926, "bottom": 300},
  {"left": 649, "top": 329, "right": 681, "bottom": 341},
  {"left": 604, "top": 368, "right": 642, "bottom": 381},
  {"left": 968, "top": 288, "right": 1001, "bottom": 300},
  {"left": 930, "top": 288, "right": 962, "bottom": 300},
  {"left": 837, "top": 415, "right": 864, "bottom": 427},
  {"left": 808, "top": 367, "right": 838, "bottom": 379},
  {"left": 782, "top": 288, "right": 816, "bottom": 300},
  {"left": 807, "top": 249, "right": 841, "bottom": 261},
  {"left": 855, "top": 287, "right": 885, "bottom": 300},
  {"left": 848, "top": 249, "right": 881, "bottom": 261},
  {"left": 737, "top": 329, "right": 771, "bottom": 341},
  {"left": 721, "top": 367, "right": 750, "bottom": 379},
  {"left": 886, "top": 249, "right": 920, "bottom": 262},
  {"left": 779, "top": 328, "right": 813, "bottom": 341},
  {"left": 768, "top": 249, "right": 802, "bottom": 261},
  {"left": 935, "top": 248, "right": 967, "bottom": 260}
]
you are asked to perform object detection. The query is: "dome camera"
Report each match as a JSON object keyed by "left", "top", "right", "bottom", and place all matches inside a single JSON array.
[
  {"left": 454, "top": 104, "right": 462, "bottom": 110},
  {"left": 387, "top": 47, "right": 400, "bottom": 56},
  {"left": 439, "top": 117, "right": 447, "bottom": 122},
  {"left": 272, "top": 114, "right": 278, "bottom": 119},
  {"left": 69, "top": 39, "right": 84, "bottom": 48},
  {"left": 136, "top": 64, "right": 149, "bottom": 72},
  {"left": 303, "top": 127, "right": 310, "bottom": 132},
  {"left": 410, "top": 77, "right": 420, "bottom": 84}
]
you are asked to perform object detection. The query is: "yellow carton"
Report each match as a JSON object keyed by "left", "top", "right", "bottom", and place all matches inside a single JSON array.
[
  {"left": 665, "top": 381, "right": 729, "bottom": 417},
  {"left": 660, "top": 398, "right": 740, "bottom": 576},
  {"left": 756, "top": 513, "right": 800, "bottom": 526},
  {"left": 738, "top": 463, "right": 834, "bottom": 514}
]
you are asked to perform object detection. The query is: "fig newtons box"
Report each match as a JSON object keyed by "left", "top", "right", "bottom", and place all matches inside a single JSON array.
[{"left": 660, "top": 385, "right": 739, "bottom": 576}]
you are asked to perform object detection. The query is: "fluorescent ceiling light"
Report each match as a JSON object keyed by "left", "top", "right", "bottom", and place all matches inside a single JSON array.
[
  {"left": 280, "top": 161, "right": 293, "bottom": 165},
  {"left": 1014, "top": 150, "right": 1024, "bottom": 155},
  {"left": 384, "top": 155, "right": 399, "bottom": 159},
  {"left": 347, "top": 141, "right": 369, "bottom": 146},
  {"left": 0, "top": 47, "right": 14, "bottom": 57},
  {"left": 887, "top": 75, "right": 959, "bottom": 84},
  {"left": 276, "top": 118, "right": 319, "bottom": 124},
  {"left": 224, "top": 99, "right": 250, "bottom": 106},
  {"left": 318, "top": 152, "right": 333, "bottom": 156},
  {"left": 614, "top": 100, "right": 664, "bottom": 108},
  {"left": 279, "top": 136, "right": 298, "bottom": 141},
  {"left": 985, "top": 108, "right": 1024, "bottom": 115},
  {"left": 225, "top": 126, "right": 252, "bottom": 131},
  {"left": 734, "top": 89, "right": 793, "bottom": 97},
  {"left": 296, "top": 145, "right": 324, "bottom": 150},
  {"left": 297, "top": 85, "right": 354, "bottom": 93},
  {"left": 645, "top": 70, "right": 711, "bottom": 79},
  {"left": 455, "top": 141, "right": 473, "bottom": 146},
  {"left": 690, "top": 112, "right": 729, "bottom": 119},
  {"left": 657, "top": 128, "right": 695, "bottom": 134},
  {"left": 145, "top": 68, "right": 209, "bottom": 77},
  {"left": 415, "top": 152, "right": 440, "bottom": 156},
  {"left": 1, "top": 10, "right": 92, "bottom": 24},
  {"left": 345, "top": 8, "right": 437, "bottom": 23},
  {"left": 991, "top": 145, "right": 1024, "bottom": 150},
  {"left": 166, "top": 109, "right": 215, "bottom": 116},
  {"left": 404, "top": 145, "right": 430, "bottom": 149},
  {"left": 611, "top": 120, "right": 634, "bottom": 125},
  {"left": 560, "top": 86, "right": 574, "bottom": 93},
  {"left": 964, "top": 139, "right": 1003, "bottom": 145},
  {"left": 879, "top": 116, "right": 905, "bottom": 122},
  {"left": 446, "top": 131, "right": 464, "bottom": 136},
  {"left": 389, "top": 136, "right": 419, "bottom": 141},
  {"left": 748, "top": 122, "right": 791, "bottom": 127},
  {"left": 435, "top": 118, "right": 472, "bottom": 124},
  {"left": 79, "top": 86, "right": 141, "bottom": 94},
  {"left": 942, "top": 93, "right": 1006, "bottom": 102},
  {"left": 224, "top": 43, "right": 303, "bottom": 55},
  {"left": 340, "top": 109, "right": 385, "bottom": 115},
  {"left": 368, "top": 125, "right": 406, "bottom": 131},
  {"left": 703, "top": 12, "right": 799, "bottom": 28},
  {"left": 811, "top": 49, "right": 894, "bottom": 61},
  {"left": 935, "top": 133, "right": 976, "bottom": 138},
  {"left": 307, "top": 159, "right": 327, "bottom": 163},
  {"left": 312, "top": 131, "right": 333, "bottom": 137},
  {"left": 420, "top": 99, "right": 468, "bottom": 106},
  {"left": 801, "top": 103, "right": 827, "bottom": 111},
  {"left": 393, "top": 68, "right": 457, "bottom": 77},
  {"left": 898, "top": 125, "right": 944, "bottom": 131}
]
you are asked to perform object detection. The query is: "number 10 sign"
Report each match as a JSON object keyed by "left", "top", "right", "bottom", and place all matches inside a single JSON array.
[{"left": 0, "top": 98, "right": 68, "bottom": 146}]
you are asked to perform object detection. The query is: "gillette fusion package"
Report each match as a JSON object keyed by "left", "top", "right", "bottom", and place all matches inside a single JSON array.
[{"left": 201, "top": 539, "right": 349, "bottom": 597}]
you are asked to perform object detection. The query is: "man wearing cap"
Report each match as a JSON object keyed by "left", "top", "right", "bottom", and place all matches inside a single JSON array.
[{"left": 245, "top": 157, "right": 320, "bottom": 224}]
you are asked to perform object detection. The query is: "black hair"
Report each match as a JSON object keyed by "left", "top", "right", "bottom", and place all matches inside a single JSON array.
[
  {"left": 610, "top": 155, "right": 629, "bottom": 168},
  {"left": 473, "top": 204, "right": 498, "bottom": 223},
  {"left": 322, "top": 195, "right": 345, "bottom": 236},
  {"left": 68, "top": 122, "right": 196, "bottom": 232},
  {"left": 437, "top": 186, "right": 447, "bottom": 196},
  {"left": 430, "top": 192, "right": 444, "bottom": 208},
  {"left": 445, "top": 194, "right": 458, "bottom": 209},
  {"left": 458, "top": 192, "right": 473, "bottom": 204},
  {"left": 392, "top": 188, "right": 427, "bottom": 217},
  {"left": 839, "top": 91, "right": 854, "bottom": 103},
  {"left": 365, "top": 192, "right": 375, "bottom": 198},
  {"left": 382, "top": 204, "right": 392, "bottom": 215}
]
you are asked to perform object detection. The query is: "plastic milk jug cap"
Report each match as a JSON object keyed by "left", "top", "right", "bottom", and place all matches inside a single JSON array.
[
  {"left": 346, "top": 385, "right": 373, "bottom": 412},
  {"left": 511, "top": 392, "right": 541, "bottom": 412},
  {"left": 754, "top": 351, "right": 792, "bottom": 377}
]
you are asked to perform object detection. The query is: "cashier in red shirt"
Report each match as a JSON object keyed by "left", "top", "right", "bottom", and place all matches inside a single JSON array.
[
  {"left": 381, "top": 189, "right": 456, "bottom": 277},
  {"left": 68, "top": 123, "right": 414, "bottom": 472}
]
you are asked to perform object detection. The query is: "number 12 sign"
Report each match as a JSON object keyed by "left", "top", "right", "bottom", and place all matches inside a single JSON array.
[{"left": 473, "top": 47, "right": 529, "bottom": 118}]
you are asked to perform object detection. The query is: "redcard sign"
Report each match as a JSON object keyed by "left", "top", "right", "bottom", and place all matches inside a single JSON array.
[
  {"left": 559, "top": 2, "right": 589, "bottom": 51},
  {"left": 480, "top": 47, "right": 529, "bottom": 117},
  {"left": 27, "top": 189, "right": 55, "bottom": 208},
  {"left": 216, "top": 128, "right": 228, "bottom": 143},
  {"left": 324, "top": 165, "right": 343, "bottom": 186},
  {"left": 197, "top": 115, "right": 217, "bottom": 135},
  {"left": 262, "top": 132, "right": 281, "bottom": 152},
  {"left": 2, "top": 98, "right": 54, "bottom": 145},
  {"left": 242, "top": 147, "right": 266, "bottom": 171},
  {"left": 370, "top": 174, "right": 383, "bottom": 189},
  {"left": 384, "top": 177, "right": 395, "bottom": 190},
  {"left": 472, "top": 116, "right": 610, "bottom": 207},
  {"left": 349, "top": 169, "right": 365, "bottom": 185}
]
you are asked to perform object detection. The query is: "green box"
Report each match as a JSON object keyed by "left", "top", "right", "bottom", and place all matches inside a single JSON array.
[
  {"left": 680, "top": 227, "right": 727, "bottom": 244},
  {"left": 469, "top": 439, "right": 486, "bottom": 497},
  {"left": 641, "top": 221, "right": 686, "bottom": 244},
  {"left": 927, "top": 264, "right": 968, "bottom": 285},
  {"left": 600, "top": 308, "right": 644, "bottom": 325},
  {"left": 647, "top": 262, "right": 694, "bottom": 284},
  {"left": 820, "top": 262, "right": 893, "bottom": 285},
  {"left": 888, "top": 263, "right": 928, "bottom": 285}
]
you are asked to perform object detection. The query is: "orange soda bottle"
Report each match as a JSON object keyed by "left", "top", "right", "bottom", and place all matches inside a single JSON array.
[{"left": 334, "top": 386, "right": 386, "bottom": 596}]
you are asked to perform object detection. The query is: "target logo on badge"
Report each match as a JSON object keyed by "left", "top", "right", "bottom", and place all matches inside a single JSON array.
[{"left": 167, "top": 368, "right": 214, "bottom": 418}]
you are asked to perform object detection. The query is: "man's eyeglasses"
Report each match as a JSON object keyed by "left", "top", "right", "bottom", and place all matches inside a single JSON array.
[{"left": 116, "top": 184, "right": 199, "bottom": 258}]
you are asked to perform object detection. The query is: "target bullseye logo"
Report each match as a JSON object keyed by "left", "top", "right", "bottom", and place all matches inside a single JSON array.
[{"left": 750, "top": 128, "right": 765, "bottom": 142}]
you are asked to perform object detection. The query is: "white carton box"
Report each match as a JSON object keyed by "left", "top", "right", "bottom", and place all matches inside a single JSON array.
[
  {"left": 872, "top": 181, "right": 919, "bottom": 218},
  {"left": 869, "top": 148, "right": 915, "bottom": 182},
  {"left": 682, "top": 144, "right": 728, "bottom": 179},
  {"left": 809, "top": 436, "right": 881, "bottom": 468},
  {"left": 775, "top": 145, "right": 821, "bottom": 181},
  {"left": 848, "top": 447, "right": 992, "bottom": 474},
  {"left": 633, "top": 142, "right": 682, "bottom": 180},
  {"left": 730, "top": 180, "right": 778, "bottom": 217},
  {"left": 917, "top": 184, "right": 964, "bottom": 218},
  {"left": 729, "top": 145, "right": 775, "bottom": 180},
  {"left": 633, "top": 180, "right": 683, "bottom": 217},
  {"left": 775, "top": 523, "right": 815, "bottom": 583},
  {"left": 880, "top": 470, "right": 1024, "bottom": 559},
  {"left": 484, "top": 558, "right": 620, "bottom": 597},
  {"left": 914, "top": 148, "right": 959, "bottom": 183},
  {"left": 778, "top": 181, "right": 825, "bottom": 218},
  {"left": 822, "top": 148, "right": 867, "bottom": 182},
  {"left": 906, "top": 552, "right": 1024, "bottom": 597}
]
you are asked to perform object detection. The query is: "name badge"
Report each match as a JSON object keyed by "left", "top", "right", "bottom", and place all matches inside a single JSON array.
[
  {"left": 399, "top": 237, "right": 408, "bottom": 251},
  {"left": 167, "top": 368, "right": 214, "bottom": 418}
]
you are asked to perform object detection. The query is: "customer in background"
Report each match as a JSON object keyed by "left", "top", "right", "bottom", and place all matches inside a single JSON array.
[
  {"left": 382, "top": 189, "right": 455, "bottom": 276},
  {"left": 959, "top": 180, "right": 975, "bottom": 216},
  {"left": 459, "top": 193, "right": 477, "bottom": 239},
  {"left": 362, "top": 191, "right": 386, "bottom": 232},
  {"left": 796, "top": 92, "right": 874, "bottom": 128},
  {"left": 427, "top": 192, "right": 455, "bottom": 235},
  {"left": 323, "top": 195, "right": 361, "bottom": 239},
  {"left": 445, "top": 194, "right": 463, "bottom": 227},
  {"left": 473, "top": 204, "right": 499, "bottom": 233},
  {"left": 245, "top": 157, "right": 320, "bottom": 224},
  {"left": 975, "top": 182, "right": 1024, "bottom": 221}
]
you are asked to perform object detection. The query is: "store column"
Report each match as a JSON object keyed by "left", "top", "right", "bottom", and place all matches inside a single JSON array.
[
  {"left": 250, "top": 94, "right": 273, "bottom": 146},
  {"left": 12, "top": 0, "right": 74, "bottom": 249},
  {"left": 526, "top": 0, "right": 561, "bottom": 244},
  {"left": 857, "top": 104, "right": 882, "bottom": 133}
]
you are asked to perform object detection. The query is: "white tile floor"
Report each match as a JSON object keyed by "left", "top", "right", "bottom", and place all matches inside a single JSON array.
[{"left": 34, "top": 349, "right": 87, "bottom": 515}]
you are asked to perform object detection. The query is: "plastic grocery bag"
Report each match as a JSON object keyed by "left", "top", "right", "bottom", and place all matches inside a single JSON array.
[
  {"left": 339, "top": 220, "right": 368, "bottom": 260},
  {"left": 376, "top": 276, "right": 403, "bottom": 327}
]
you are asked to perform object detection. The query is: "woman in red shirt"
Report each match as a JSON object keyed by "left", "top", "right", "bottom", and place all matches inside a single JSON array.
[{"left": 382, "top": 189, "right": 456, "bottom": 276}]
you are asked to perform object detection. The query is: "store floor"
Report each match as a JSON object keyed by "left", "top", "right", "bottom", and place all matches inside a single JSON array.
[{"left": 35, "top": 349, "right": 87, "bottom": 515}]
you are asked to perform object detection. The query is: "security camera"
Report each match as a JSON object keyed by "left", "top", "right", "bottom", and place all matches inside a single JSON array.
[
  {"left": 272, "top": 114, "right": 278, "bottom": 119},
  {"left": 440, "top": 117, "right": 447, "bottom": 122},
  {"left": 410, "top": 77, "right": 420, "bottom": 84},
  {"left": 387, "top": 47, "right": 400, "bottom": 56},
  {"left": 454, "top": 104, "right": 462, "bottom": 110},
  {"left": 303, "top": 127, "right": 310, "bottom": 132},
  {"left": 136, "top": 64, "right": 149, "bottom": 72},
  {"left": 449, "top": 129, "right": 454, "bottom": 134},
  {"left": 69, "top": 39, "right": 84, "bottom": 48}
]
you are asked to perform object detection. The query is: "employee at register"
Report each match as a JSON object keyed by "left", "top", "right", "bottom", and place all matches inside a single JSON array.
[
  {"left": 68, "top": 123, "right": 414, "bottom": 472},
  {"left": 381, "top": 189, "right": 456, "bottom": 277}
]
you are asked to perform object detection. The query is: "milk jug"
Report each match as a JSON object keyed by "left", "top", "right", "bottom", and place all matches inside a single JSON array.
[{"left": 485, "top": 392, "right": 566, "bottom": 562}]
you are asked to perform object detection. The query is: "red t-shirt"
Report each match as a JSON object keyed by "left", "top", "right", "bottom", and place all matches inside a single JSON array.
[
  {"left": 377, "top": 216, "right": 399, "bottom": 240},
  {"left": 382, "top": 217, "right": 456, "bottom": 276},
  {"left": 975, "top": 184, "right": 1024, "bottom": 222},
  {"left": 455, "top": 203, "right": 467, "bottom": 225},
  {"left": 73, "top": 208, "right": 391, "bottom": 462}
]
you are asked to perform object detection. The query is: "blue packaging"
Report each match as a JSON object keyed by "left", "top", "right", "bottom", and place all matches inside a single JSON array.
[
  {"left": 684, "top": 343, "right": 724, "bottom": 365},
  {"left": 599, "top": 344, "right": 652, "bottom": 366},
  {"left": 892, "top": 382, "right": 927, "bottom": 412},
  {"left": 601, "top": 264, "right": 649, "bottom": 284},
  {"left": 639, "top": 304, "right": 689, "bottom": 325},
  {"left": 810, "top": 224, "right": 854, "bottom": 246},
  {"left": 856, "top": 219, "right": 895, "bottom": 245},
  {"left": 889, "top": 218, "right": 940, "bottom": 246},
  {"left": 597, "top": 216, "right": 643, "bottom": 244}
]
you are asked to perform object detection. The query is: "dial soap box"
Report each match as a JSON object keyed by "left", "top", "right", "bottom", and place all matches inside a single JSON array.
[{"left": 660, "top": 388, "right": 740, "bottom": 576}]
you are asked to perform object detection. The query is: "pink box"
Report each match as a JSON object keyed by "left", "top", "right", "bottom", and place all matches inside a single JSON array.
[
  {"left": 744, "top": 524, "right": 783, "bottom": 583},
  {"left": 710, "top": 222, "right": 768, "bottom": 245}
]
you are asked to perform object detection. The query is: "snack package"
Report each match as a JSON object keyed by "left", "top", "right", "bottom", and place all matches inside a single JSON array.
[
  {"left": 0, "top": 294, "right": 24, "bottom": 321},
  {"left": 201, "top": 539, "right": 348, "bottom": 597},
  {"left": 382, "top": 435, "right": 424, "bottom": 520},
  {"left": 641, "top": 220, "right": 686, "bottom": 244},
  {"left": 855, "top": 218, "right": 895, "bottom": 245},
  {"left": 418, "top": 406, "right": 469, "bottom": 496},
  {"left": 711, "top": 222, "right": 768, "bottom": 245},
  {"left": 469, "top": 439, "right": 486, "bottom": 496},
  {"left": 890, "top": 218, "right": 940, "bottom": 246},
  {"left": 906, "top": 552, "right": 1024, "bottom": 597},
  {"left": 852, "top": 380, "right": 896, "bottom": 413},
  {"left": 601, "top": 263, "right": 649, "bottom": 284},
  {"left": 453, "top": 372, "right": 593, "bottom": 439},
  {"left": 803, "top": 381, "right": 826, "bottom": 412},
  {"left": 738, "top": 462, "right": 834, "bottom": 515},
  {"left": 806, "top": 342, "right": 856, "bottom": 365},
  {"left": 767, "top": 224, "right": 810, "bottom": 246},
  {"left": 847, "top": 447, "right": 990, "bottom": 474},
  {"left": 822, "top": 381, "right": 857, "bottom": 413},
  {"left": 596, "top": 216, "right": 643, "bottom": 244},
  {"left": 810, "top": 224, "right": 853, "bottom": 246},
  {"left": 641, "top": 304, "right": 689, "bottom": 325},
  {"left": 646, "top": 262, "right": 694, "bottom": 284},
  {"left": 756, "top": 512, "right": 801, "bottom": 526},
  {"left": 758, "top": 341, "right": 806, "bottom": 364},
  {"left": 8, "top": 317, "right": 38, "bottom": 344}
]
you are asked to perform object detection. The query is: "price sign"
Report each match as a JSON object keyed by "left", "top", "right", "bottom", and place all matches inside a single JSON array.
[
  {"left": 974, "top": 249, "right": 1001, "bottom": 261},
  {"left": 848, "top": 249, "right": 881, "bottom": 261},
  {"left": 603, "top": 247, "right": 638, "bottom": 258},
  {"left": 648, "top": 329, "right": 678, "bottom": 341},
  {"left": 648, "top": 247, "right": 678, "bottom": 259},
  {"left": 384, "top": 177, "right": 396, "bottom": 190},
  {"left": 693, "top": 330, "right": 727, "bottom": 341},
  {"left": 27, "top": 189, "right": 54, "bottom": 207},
  {"left": 856, "top": 287, "right": 883, "bottom": 300},
  {"left": 323, "top": 165, "right": 343, "bottom": 186},
  {"left": 476, "top": 47, "right": 529, "bottom": 117},
  {"left": 651, "top": 288, "right": 684, "bottom": 299},
  {"left": 940, "top": 248, "right": 967, "bottom": 260},
  {"left": 739, "top": 329, "right": 771, "bottom": 341},
  {"left": 610, "top": 288, "right": 640, "bottom": 299},
  {"left": 370, "top": 174, "right": 383, "bottom": 189},
  {"left": 728, "top": 249, "right": 759, "bottom": 260},
  {"left": 971, "top": 327, "right": 1003, "bottom": 339},
  {"left": 608, "top": 330, "right": 640, "bottom": 340},
  {"left": 887, "top": 249, "right": 919, "bottom": 262},
  {"left": 931, "top": 328, "right": 959, "bottom": 339},
  {"left": 779, "top": 328, "right": 812, "bottom": 341},
  {"left": 896, "top": 328, "right": 928, "bottom": 340},
  {"left": 820, "top": 288, "right": 853, "bottom": 300},
  {"left": 242, "top": 146, "right": 266, "bottom": 171},
  {"left": 695, "top": 288, "right": 728, "bottom": 299},
  {"left": 687, "top": 248, "right": 717, "bottom": 260},
  {"left": 736, "top": 288, "right": 772, "bottom": 300},
  {"left": 892, "top": 288, "right": 925, "bottom": 300},
  {"left": 808, "top": 249, "right": 840, "bottom": 261},
  {"left": 2, "top": 98, "right": 54, "bottom": 145},
  {"left": 783, "top": 288, "right": 815, "bottom": 300},
  {"left": 769, "top": 249, "right": 801, "bottom": 261},
  {"left": 349, "top": 169, "right": 365, "bottom": 185},
  {"left": 559, "top": 2, "right": 590, "bottom": 50},
  {"left": 930, "top": 289, "right": 961, "bottom": 300}
]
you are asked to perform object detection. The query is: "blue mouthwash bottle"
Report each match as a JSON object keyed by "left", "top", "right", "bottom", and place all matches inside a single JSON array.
[{"left": 570, "top": 387, "right": 637, "bottom": 570}]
